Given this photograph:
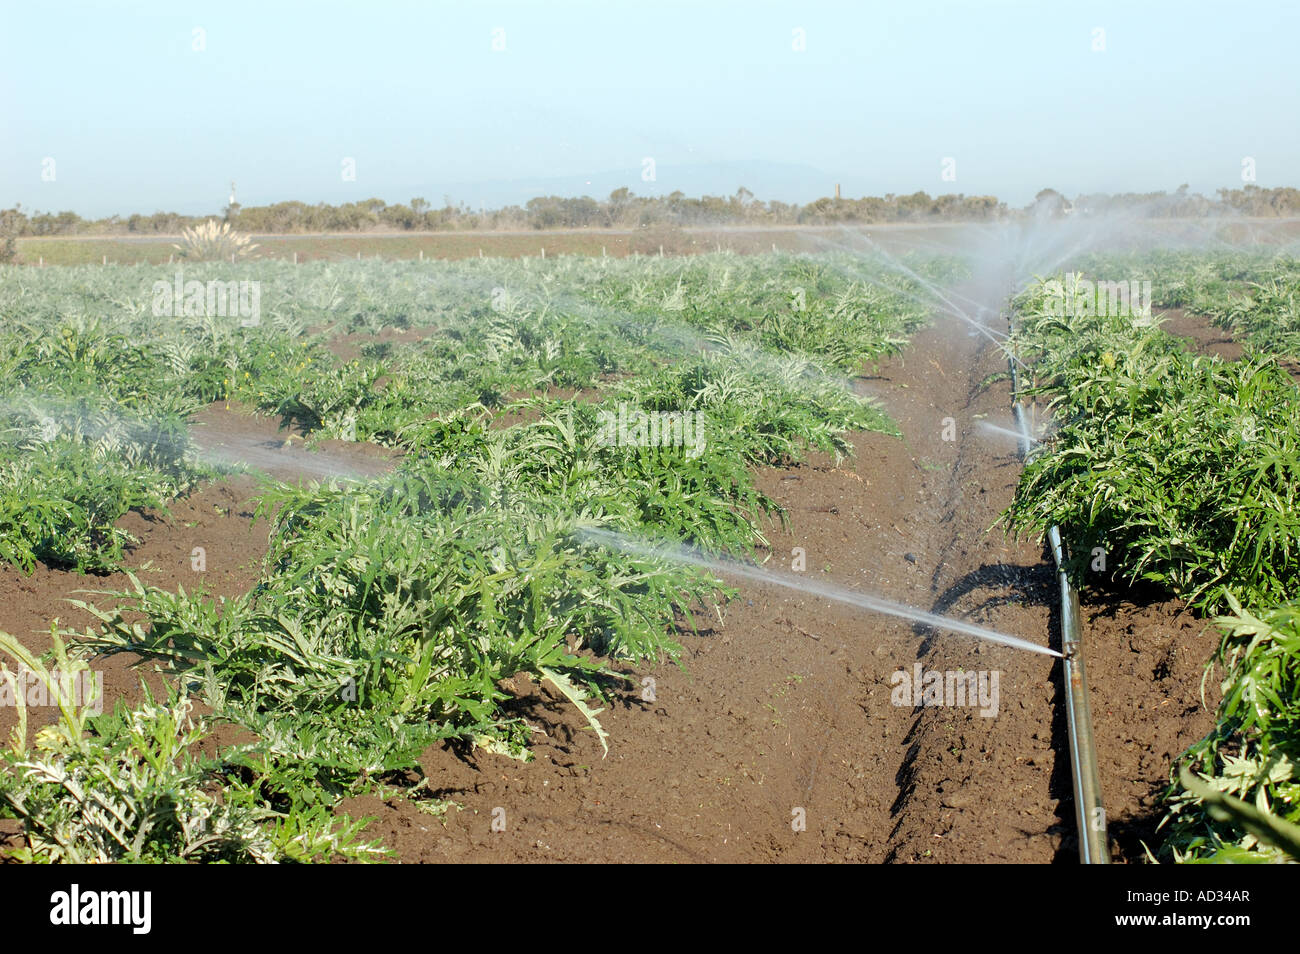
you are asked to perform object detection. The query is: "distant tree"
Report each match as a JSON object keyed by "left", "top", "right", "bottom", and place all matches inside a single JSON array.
[
  {"left": 18, "top": 184, "right": 1300, "bottom": 240},
  {"left": 0, "top": 205, "right": 24, "bottom": 263},
  {"left": 380, "top": 203, "right": 418, "bottom": 230},
  {"left": 1031, "top": 188, "right": 1067, "bottom": 216},
  {"left": 27, "top": 210, "right": 83, "bottom": 235}
]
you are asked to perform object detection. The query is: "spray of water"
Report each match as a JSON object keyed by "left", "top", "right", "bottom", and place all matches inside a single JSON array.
[
  {"left": 809, "top": 231, "right": 1010, "bottom": 339},
  {"left": 192, "top": 432, "right": 390, "bottom": 481},
  {"left": 979, "top": 420, "right": 1040, "bottom": 446},
  {"left": 580, "top": 526, "right": 1062, "bottom": 659},
  {"left": 1, "top": 394, "right": 392, "bottom": 484}
]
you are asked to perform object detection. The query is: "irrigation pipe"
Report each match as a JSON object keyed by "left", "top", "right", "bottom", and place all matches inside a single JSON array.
[{"left": 1006, "top": 318, "right": 1110, "bottom": 865}]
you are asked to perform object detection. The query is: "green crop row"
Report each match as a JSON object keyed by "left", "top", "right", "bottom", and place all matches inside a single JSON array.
[
  {"left": 0, "top": 253, "right": 937, "bottom": 570},
  {"left": 1006, "top": 272, "right": 1300, "bottom": 862},
  {"left": 1078, "top": 247, "right": 1300, "bottom": 359}
]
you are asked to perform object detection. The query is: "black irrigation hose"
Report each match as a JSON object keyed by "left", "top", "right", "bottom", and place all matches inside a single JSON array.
[{"left": 1006, "top": 316, "right": 1110, "bottom": 865}]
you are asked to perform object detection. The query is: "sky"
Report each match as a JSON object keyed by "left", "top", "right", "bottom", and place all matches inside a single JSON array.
[{"left": 2, "top": 0, "right": 1297, "bottom": 217}]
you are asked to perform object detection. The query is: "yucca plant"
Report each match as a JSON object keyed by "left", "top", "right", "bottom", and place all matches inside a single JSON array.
[{"left": 173, "top": 219, "right": 260, "bottom": 261}]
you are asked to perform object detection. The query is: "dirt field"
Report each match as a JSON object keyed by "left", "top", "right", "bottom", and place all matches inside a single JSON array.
[
  {"left": 16, "top": 218, "right": 1300, "bottom": 267},
  {"left": 15, "top": 225, "right": 973, "bottom": 267},
  {"left": 0, "top": 291, "right": 1225, "bottom": 862}
]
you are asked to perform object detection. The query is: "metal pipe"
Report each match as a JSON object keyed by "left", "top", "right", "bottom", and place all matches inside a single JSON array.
[
  {"left": 1007, "top": 315, "right": 1110, "bottom": 864},
  {"left": 1060, "top": 576, "right": 1109, "bottom": 863}
]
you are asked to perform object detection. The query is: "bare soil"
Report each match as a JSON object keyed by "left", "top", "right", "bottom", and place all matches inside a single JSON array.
[
  {"left": 1159, "top": 308, "right": 1245, "bottom": 362},
  {"left": 189, "top": 401, "right": 399, "bottom": 481}
]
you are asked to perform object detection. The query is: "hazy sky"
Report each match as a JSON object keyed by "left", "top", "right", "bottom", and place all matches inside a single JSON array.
[{"left": 2, "top": 0, "right": 1296, "bottom": 217}]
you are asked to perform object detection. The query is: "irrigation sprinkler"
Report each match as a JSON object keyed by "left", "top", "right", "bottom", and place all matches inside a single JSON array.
[
  {"left": 1054, "top": 527, "right": 1108, "bottom": 863},
  {"left": 1008, "top": 312, "right": 1110, "bottom": 865}
]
